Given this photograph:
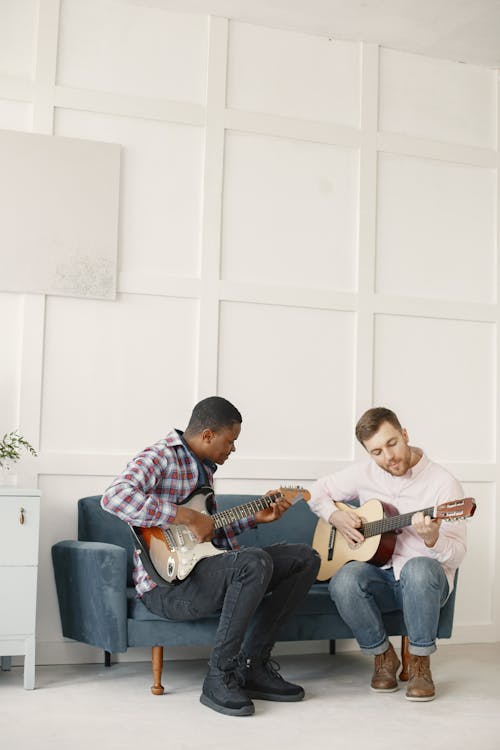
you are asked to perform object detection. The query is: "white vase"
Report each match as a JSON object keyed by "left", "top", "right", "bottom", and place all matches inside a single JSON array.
[{"left": 0, "top": 462, "right": 18, "bottom": 487}]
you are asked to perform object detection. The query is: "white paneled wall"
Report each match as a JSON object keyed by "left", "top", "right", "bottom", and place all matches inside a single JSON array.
[
  {"left": 0, "top": 0, "right": 37, "bottom": 79},
  {"left": 376, "top": 154, "right": 496, "bottom": 303},
  {"left": 57, "top": 0, "right": 209, "bottom": 103},
  {"left": 378, "top": 48, "right": 497, "bottom": 148},
  {"left": 41, "top": 295, "right": 199, "bottom": 453},
  {"left": 218, "top": 302, "right": 357, "bottom": 461},
  {"left": 226, "top": 23, "right": 361, "bottom": 126},
  {"left": 373, "top": 315, "right": 496, "bottom": 463},
  {"left": 0, "top": 0, "right": 498, "bottom": 664},
  {"left": 221, "top": 133, "right": 359, "bottom": 290}
]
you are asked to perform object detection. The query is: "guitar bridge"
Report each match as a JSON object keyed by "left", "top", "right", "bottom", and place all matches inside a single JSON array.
[
  {"left": 164, "top": 528, "right": 178, "bottom": 550},
  {"left": 327, "top": 527, "right": 336, "bottom": 561}
]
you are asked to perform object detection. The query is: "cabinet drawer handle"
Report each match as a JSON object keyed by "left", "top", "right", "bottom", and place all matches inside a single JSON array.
[{"left": 20, "top": 507, "right": 25, "bottom": 525}]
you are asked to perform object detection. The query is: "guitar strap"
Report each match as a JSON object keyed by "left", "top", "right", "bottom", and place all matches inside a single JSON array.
[{"left": 128, "top": 525, "right": 178, "bottom": 588}]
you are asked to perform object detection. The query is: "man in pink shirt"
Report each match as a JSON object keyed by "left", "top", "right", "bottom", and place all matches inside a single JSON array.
[{"left": 309, "top": 407, "right": 467, "bottom": 701}]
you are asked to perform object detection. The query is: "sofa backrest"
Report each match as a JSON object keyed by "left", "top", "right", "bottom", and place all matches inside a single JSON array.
[{"left": 219, "top": 494, "right": 318, "bottom": 548}]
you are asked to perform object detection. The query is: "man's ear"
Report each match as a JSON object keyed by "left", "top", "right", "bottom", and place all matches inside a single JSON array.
[
  {"left": 402, "top": 428, "right": 409, "bottom": 443},
  {"left": 201, "top": 428, "right": 215, "bottom": 443}
]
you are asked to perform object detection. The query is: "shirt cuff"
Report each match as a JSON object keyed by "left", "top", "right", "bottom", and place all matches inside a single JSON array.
[{"left": 424, "top": 533, "right": 445, "bottom": 556}]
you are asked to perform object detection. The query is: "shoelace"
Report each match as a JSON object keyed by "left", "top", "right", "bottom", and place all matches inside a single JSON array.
[{"left": 263, "top": 658, "right": 284, "bottom": 681}]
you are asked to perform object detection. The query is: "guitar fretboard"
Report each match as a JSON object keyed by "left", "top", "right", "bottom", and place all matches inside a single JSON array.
[
  {"left": 211, "top": 493, "right": 283, "bottom": 529},
  {"left": 360, "top": 506, "right": 434, "bottom": 539}
]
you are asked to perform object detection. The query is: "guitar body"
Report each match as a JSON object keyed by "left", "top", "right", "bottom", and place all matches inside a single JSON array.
[
  {"left": 140, "top": 526, "right": 225, "bottom": 583},
  {"left": 137, "top": 487, "right": 224, "bottom": 583},
  {"left": 313, "top": 499, "right": 399, "bottom": 581}
]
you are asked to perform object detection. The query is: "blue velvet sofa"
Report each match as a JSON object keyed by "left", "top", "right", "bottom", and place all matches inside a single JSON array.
[{"left": 52, "top": 494, "right": 458, "bottom": 694}]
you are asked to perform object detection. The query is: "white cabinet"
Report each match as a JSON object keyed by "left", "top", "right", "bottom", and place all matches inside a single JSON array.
[{"left": 0, "top": 488, "right": 40, "bottom": 689}]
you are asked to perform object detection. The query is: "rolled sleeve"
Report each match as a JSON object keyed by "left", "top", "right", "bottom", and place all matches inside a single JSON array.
[{"left": 425, "top": 521, "right": 467, "bottom": 569}]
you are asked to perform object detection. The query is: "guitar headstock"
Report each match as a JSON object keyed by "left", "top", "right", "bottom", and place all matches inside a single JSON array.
[
  {"left": 277, "top": 486, "right": 311, "bottom": 505},
  {"left": 435, "top": 497, "right": 477, "bottom": 521}
]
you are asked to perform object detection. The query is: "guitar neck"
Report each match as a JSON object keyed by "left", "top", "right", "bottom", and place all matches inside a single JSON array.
[
  {"left": 361, "top": 505, "right": 434, "bottom": 539},
  {"left": 211, "top": 494, "right": 279, "bottom": 530}
]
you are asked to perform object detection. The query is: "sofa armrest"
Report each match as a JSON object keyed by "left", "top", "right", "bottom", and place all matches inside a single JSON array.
[{"left": 51, "top": 540, "right": 128, "bottom": 653}]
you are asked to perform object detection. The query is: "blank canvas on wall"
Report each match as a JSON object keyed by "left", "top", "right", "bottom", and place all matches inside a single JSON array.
[{"left": 0, "top": 128, "right": 120, "bottom": 299}]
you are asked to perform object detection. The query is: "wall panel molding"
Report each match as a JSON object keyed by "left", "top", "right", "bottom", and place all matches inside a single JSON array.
[
  {"left": 32, "top": 0, "right": 60, "bottom": 134},
  {"left": 196, "top": 16, "right": 228, "bottom": 398},
  {"left": 377, "top": 131, "right": 497, "bottom": 168},
  {"left": 54, "top": 85, "right": 205, "bottom": 126},
  {"left": 224, "top": 107, "right": 361, "bottom": 147},
  {"left": 493, "top": 70, "right": 500, "bottom": 640}
]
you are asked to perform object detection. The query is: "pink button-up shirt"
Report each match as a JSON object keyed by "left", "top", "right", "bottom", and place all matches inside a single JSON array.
[{"left": 309, "top": 452, "right": 467, "bottom": 592}]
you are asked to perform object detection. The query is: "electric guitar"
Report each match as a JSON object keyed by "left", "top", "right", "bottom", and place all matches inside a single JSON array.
[
  {"left": 312, "top": 496, "right": 476, "bottom": 581},
  {"left": 131, "top": 485, "right": 310, "bottom": 584}
]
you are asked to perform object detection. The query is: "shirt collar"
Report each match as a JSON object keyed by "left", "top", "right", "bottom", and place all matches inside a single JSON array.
[
  {"left": 176, "top": 429, "right": 217, "bottom": 474},
  {"left": 405, "top": 448, "right": 427, "bottom": 479}
]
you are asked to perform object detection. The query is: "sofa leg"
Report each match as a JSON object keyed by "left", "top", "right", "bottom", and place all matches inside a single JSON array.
[
  {"left": 399, "top": 636, "right": 409, "bottom": 681},
  {"left": 151, "top": 646, "right": 165, "bottom": 695},
  {"left": 104, "top": 651, "right": 111, "bottom": 667},
  {"left": 329, "top": 639, "right": 336, "bottom": 655}
]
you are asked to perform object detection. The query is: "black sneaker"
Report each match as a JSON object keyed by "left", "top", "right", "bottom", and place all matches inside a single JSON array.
[
  {"left": 243, "top": 654, "right": 305, "bottom": 702},
  {"left": 200, "top": 666, "right": 255, "bottom": 716}
]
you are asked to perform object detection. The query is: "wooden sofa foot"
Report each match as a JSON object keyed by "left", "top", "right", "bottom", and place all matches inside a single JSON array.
[
  {"left": 151, "top": 645, "right": 165, "bottom": 695},
  {"left": 399, "top": 635, "right": 409, "bottom": 681}
]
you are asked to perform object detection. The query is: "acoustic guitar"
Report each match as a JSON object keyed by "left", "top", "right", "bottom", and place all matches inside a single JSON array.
[
  {"left": 312, "top": 496, "right": 476, "bottom": 581},
  {"left": 131, "top": 485, "right": 310, "bottom": 584}
]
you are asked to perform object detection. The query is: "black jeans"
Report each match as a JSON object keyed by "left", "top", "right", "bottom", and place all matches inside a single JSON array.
[{"left": 142, "top": 543, "right": 320, "bottom": 669}]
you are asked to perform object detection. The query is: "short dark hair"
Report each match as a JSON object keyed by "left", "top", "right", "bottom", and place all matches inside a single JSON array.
[
  {"left": 185, "top": 396, "right": 242, "bottom": 434},
  {"left": 355, "top": 407, "right": 402, "bottom": 446}
]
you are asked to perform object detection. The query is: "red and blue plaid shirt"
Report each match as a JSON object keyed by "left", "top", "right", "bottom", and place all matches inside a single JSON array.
[{"left": 101, "top": 429, "right": 255, "bottom": 596}]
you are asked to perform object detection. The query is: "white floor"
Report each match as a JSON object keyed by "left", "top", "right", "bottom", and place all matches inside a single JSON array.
[{"left": 1, "top": 643, "right": 499, "bottom": 750}]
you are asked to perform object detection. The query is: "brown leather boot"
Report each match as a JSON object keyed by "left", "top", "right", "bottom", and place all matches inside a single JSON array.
[
  {"left": 370, "top": 642, "right": 401, "bottom": 692},
  {"left": 406, "top": 654, "right": 435, "bottom": 701}
]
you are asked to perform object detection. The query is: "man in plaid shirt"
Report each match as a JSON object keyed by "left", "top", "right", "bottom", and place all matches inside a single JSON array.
[{"left": 102, "top": 396, "right": 320, "bottom": 716}]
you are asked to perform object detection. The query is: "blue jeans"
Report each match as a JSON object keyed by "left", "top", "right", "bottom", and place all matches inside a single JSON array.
[
  {"left": 142, "top": 544, "right": 320, "bottom": 669},
  {"left": 328, "top": 557, "right": 449, "bottom": 656}
]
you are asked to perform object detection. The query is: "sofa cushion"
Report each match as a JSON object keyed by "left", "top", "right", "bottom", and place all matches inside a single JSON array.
[{"left": 127, "top": 580, "right": 336, "bottom": 623}]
